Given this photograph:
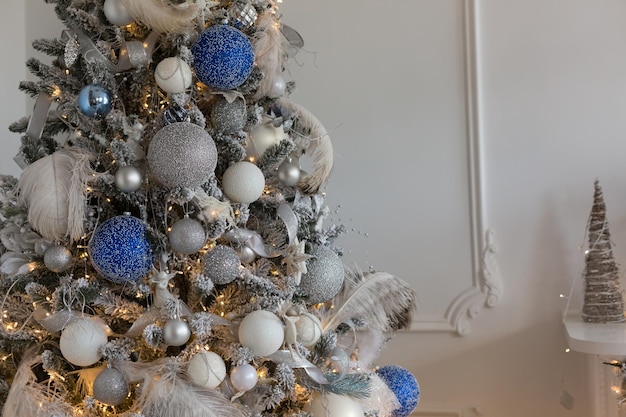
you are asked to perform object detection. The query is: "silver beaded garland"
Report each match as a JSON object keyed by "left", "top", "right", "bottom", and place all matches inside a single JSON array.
[
  {"left": 169, "top": 217, "right": 206, "bottom": 255},
  {"left": 163, "top": 318, "right": 191, "bottom": 346},
  {"left": 115, "top": 166, "right": 142, "bottom": 192},
  {"left": 43, "top": 245, "right": 73, "bottom": 272},
  {"left": 202, "top": 245, "right": 241, "bottom": 285},
  {"left": 93, "top": 367, "right": 129, "bottom": 406},
  {"left": 299, "top": 245, "right": 345, "bottom": 304}
]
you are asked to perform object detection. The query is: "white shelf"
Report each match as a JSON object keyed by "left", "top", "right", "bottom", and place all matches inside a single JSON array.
[{"left": 564, "top": 315, "right": 626, "bottom": 356}]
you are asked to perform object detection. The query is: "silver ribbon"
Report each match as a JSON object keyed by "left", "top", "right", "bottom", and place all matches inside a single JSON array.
[
  {"left": 268, "top": 349, "right": 329, "bottom": 385},
  {"left": 223, "top": 228, "right": 279, "bottom": 258},
  {"left": 277, "top": 202, "right": 298, "bottom": 245}
]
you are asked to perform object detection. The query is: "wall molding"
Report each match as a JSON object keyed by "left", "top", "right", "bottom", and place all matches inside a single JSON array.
[
  {"left": 414, "top": 405, "right": 484, "bottom": 417},
  {"left": 409, "top": 0, "right": 502, "bottom": 336}
]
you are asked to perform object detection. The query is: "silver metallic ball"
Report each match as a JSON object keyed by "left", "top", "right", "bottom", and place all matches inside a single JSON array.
[
  {"left": 268, "top": 74, "right": 287, "bottom": 98},
  {"left": 93, "top": 367, "right": 129, "bottom": 406},
  {"left": 299, "top": 245, "right": 344, "bottom": 304},
  {"left": 277, "top": 160, "right": 301, "bottom": 186},
  {"left": 115, "top": 165, "right": 142, "bottom": 192},
  {"left": 43, "top": 245, "right": 73, "bottom": 272},
  {"left": 210, "top": 96, "right": 246, "bottom": 134},
  {"left": 163, "top": 318, "right": 191, "bottom": 347},
  {"left": 202, "top": 245, "right": 240, "bottom": 285},
  {"left": 169, "top": 217, "right": 206, "bottom": 255},
  {"left": 238, "top": 245, "right": 256, "bottom": 264}
]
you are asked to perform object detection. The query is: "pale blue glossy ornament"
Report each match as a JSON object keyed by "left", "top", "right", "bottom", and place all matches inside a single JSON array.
[{"left": 78, "top": 84, "right": 112, "bottom": 118}]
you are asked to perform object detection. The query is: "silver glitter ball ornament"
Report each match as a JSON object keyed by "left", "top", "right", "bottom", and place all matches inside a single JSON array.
[
  {"left": 147, "top": 122, "right": 217, "bottom": 188},
  {"left": 299, "top": 245, "right": 344, "bottom": 304},
  {"left": 210, "top": 96, "right": 246, "bottom": 134},
  {"left": 115, "top": 165, "right": 142, "bottom": 192},
  {"left": 43, "top": 245, "right": 73, "bottom": 272},
  {"left": 202, "top": 245, "right": 241, "bottom": 285},
  {"left": 163, "top": 318, "right": 191, "bottom": 346},
  {"left": 228, "top": 1, "right": 258, "bottom": 29},
  {"left": 277, "top": 160, "right": 301, "bottom": 186},
  {"left": 169, "top": 217, "right": 206, "bottom": 255},
  {"left": 93, "top": 367, "right": 129, "bottom": 406}
]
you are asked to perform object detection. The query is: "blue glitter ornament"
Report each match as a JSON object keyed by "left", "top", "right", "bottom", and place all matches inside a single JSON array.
[
  {"left": 89, "top": 215, "right": 153, "bottom": 283},
  {"left": 78, "top": 84, "right": 113, "bottom": 118},
  {"left": 192, "top": 25, "right": 254, "bottom": 90},
  {"left": 376, "top": 365, "right": 420, "bottom": 417}
]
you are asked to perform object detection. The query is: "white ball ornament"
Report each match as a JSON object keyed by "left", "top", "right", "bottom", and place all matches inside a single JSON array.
[
  {"left": 60, "top": 319, "right": 108, "bottom": 367},
  {"left": 248, "top": 118, "right": 287, "bottom": 157},
  {"left": 309, "top": 393, "right": 364, "bottom": 417},
  {"left": 230, "top": 363, "right": 258, "bottom": 392},
  {"left": 238, "top": 310, "right": 284, "bottom": 357},
  {"left": 115, "top": 165, "right": 142, "bottom": 192},
  {"left": 154, "top": 57, "right": 193, "bottom": 94},
  {"left": 222, "top": 161, "right": 265, "bottom": 204},
  {"left": 163, "top": 318, "right": 191, "bottom": 347},
  {"left": 268, "top": 74, "right": 286, "bottom": 98},
  {"left": 295, "top": 313, "right": 322, "bottom": 347},
  {"left": 103, "top": 0, "right": 134, "bottom": 26},
  {"left": 187, "top": 350, "right": 226, "bottom": 389}
]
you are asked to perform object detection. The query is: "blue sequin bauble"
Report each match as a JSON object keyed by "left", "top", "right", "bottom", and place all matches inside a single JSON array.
[
  {"left": 78, "top": 84, "right": 112, "bottom": 118},
  {"left": 376, "top": 365, "right": 420, "bottom": 417},
  {"left": 192, "top": 25, "right": 254, "bottom": 90},
  {"left": 89, "top": 215, "right": 153, "bottom": 283}
]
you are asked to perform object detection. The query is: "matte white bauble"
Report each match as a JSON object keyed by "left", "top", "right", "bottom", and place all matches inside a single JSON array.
[
  {"left": 238, "top": 310, "right": 284, "bottom": 357},
  {"left": 230, "top": 363, "right": 258, "bottom": 392},
  {"left": 309, "top": 393, "right": 364, "bottom": 417},
  {"left": 155, "top": 57, "right": 193, "bottom": 94},
  {"left": 248, "top": 117, "right": 287, "bottom": 157},
  {"left": 59, "top": 319, "right": 108, "bottom": 366},
  {"left": 222, "top": 161, "right": 265, "bottom": 204},
  {"left": 268, "top": 74, "right": 286, "bottom": 98},
  {"left": 187, "top": 350, "right": 226, "bottom": 389},
  {"left": 295, "top": 313, "right": 322, "bottom": 346},
  {"left": 103, "top": 0, "right": 134, "bottom": 26}
]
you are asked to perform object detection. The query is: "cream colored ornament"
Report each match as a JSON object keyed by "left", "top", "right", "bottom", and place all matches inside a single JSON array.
[
  {"left": 222, "top": 161, "right": 265, "bottom": 204},
  {"left": 155, "top": 57, "right": 192, "bottom": 94},
  {"left": 295, "top": 312, "right": 322, "bottom": 347},
  {"left": 247, "top": 116, "right": 288, "bottom": 158},
  {"left": 59, "top": 318, "right": 108, "bottom": 367},
  {"left": 309, "top": 393, "right": 364, "bottom": 417},
  {"left": 238, "top": 310, "right": 284, "bottom": 357},
  {"left": 187, "top": 350, "right": 226, "bottom": 389}
]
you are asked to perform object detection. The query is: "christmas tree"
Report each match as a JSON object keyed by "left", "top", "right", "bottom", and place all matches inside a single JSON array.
[
  {"left": 0, "top": 1, "right": 419, "bottom": 416},
  {"left": 582, "top": 180, "right": 625, "bottom": 323}
]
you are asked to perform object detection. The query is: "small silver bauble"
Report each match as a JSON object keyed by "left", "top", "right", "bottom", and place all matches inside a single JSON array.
[
  {"left": 230, "top": 363, "right": 258, "bottom": 392},
  {"left": 169, "top": 217, "right": 206, "bottom": 255},
  {"left": 299, "top": 245, "right": 345, "bottom": 304},
  {"left": 93, "top": 367, "right": 129, "bottom": 406},
  {"left": 202, "top": 245, "right": 241, "bottom": 285},
  {"left": 163, "top": 318, "right": 191, "bottom": 347},
  {"left": 43, "top": 245, "right": 73, "bottom": 272},
  {"left": 210, "top": 96, "right": 246, "bottom": 134},
  {"left": 268, "top": 74, "right": 287, "bottom": 98},
  {"left": 115, "top": 165, "right": 142, "bottom": 192},
  {"left": 238, "top": 245, "right": 256, "bottom": 264},
  {"left": 277, "top": 160, "right": 301, "bottom": 186}
]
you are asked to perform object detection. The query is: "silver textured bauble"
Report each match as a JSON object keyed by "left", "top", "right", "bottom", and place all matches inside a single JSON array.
[
  {"left": 169, "top": 217, "right": 206, "bottom": 255},
  {"left": 93, "top": 367, "right": 129, "bottom": 406},
  {"left": 43, "top": 245, "right": 73, "bottom": 272},
  {"left": 202, "top": 245, "right": 240, "bottom": 285},
  {"left": 115, "top": 165, "right": 142, "bottom": 192},
  {"left": 277, "top": 160, "right": 301, "bottom": 186},
  {"left": 147, "top": 122, "right": 217, "bottom": 189},
  {"left": 163, "top": 318, "right": 191, "bottom": 346},
  {"left": 299, "top": 245, "right": 345, "bottom": 304},
  {"left": 210, "top": 96, "right": 246, "bottom": 134}
]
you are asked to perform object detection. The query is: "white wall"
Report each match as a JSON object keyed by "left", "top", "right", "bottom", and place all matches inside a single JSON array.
[{"left": 7, "top": 0, "right": 626, "bottom": 416}]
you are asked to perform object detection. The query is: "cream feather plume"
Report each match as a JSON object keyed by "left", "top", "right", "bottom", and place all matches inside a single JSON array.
[
  {"left": 15, "top": 147, "right": 95, "bottom": 243},
  {"left": 252, "top": 11, "right": 286, "bottom": 100},
  {"left": 277, "top": 97, "right": 333, "bottom": 194},
  {"left": 120, "top": 0, "right": 199, "bottom": 34},
  {"left": 322, "top": 269, "right": 416, "bottom": 334},
  {"left": 117, "top": 358, "right": 248, "bottom": 417},
  {"left": 3, "top": 351, "right": 73, "bottom": 417}
]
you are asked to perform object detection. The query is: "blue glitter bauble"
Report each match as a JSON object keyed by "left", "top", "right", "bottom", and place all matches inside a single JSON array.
[
  {"left": 192, "top": 25, "right": 254, "bottom": 90},
  {"left": 376, "top": 365, "right": 420, "bottom": 417},
  {"left": 89, "top": 215, "right": 153, "bottom": 283},
  {"left": 78, "top": 84, "right": 112, "bottom": 118}
]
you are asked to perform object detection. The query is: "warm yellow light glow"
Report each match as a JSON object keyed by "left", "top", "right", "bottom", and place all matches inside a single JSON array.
[{"left": 565, "top": 348, "right": 570, "bottom": 353}]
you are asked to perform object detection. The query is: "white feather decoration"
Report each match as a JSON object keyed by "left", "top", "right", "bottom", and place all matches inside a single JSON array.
[
  {"left": 322, "top": 269, "right": 416, "bottom": 334},
  {"left": 252, "top": 11, "right": 286, "bottom": 100},
  {"left": 120, "top": 0, "right": 199, "bottom": 34},
  {"left": 3, "top": 352, "right": 73, "bottom": 417},
  {"left": 277, "top": 97, "right": 333, "bottom": 194},
  {"left": 16, "top": 147, "right": 95, "bottom": 243},
  {"left": 117, "top": 358, "right": 248, "bottom": 417}
]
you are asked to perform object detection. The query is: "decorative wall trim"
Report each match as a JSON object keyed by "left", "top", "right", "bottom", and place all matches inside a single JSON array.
[
  {"left": 409, "top": 0, "right": 502, "bottom": 336},
  {"left": 414, "top": 405, "right": 484, "bottom": 417}
]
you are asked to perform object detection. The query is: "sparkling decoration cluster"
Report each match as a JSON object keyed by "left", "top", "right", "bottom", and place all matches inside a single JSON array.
[{"left": 0, "top": 1, "right": 419, "bottom": 417}]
